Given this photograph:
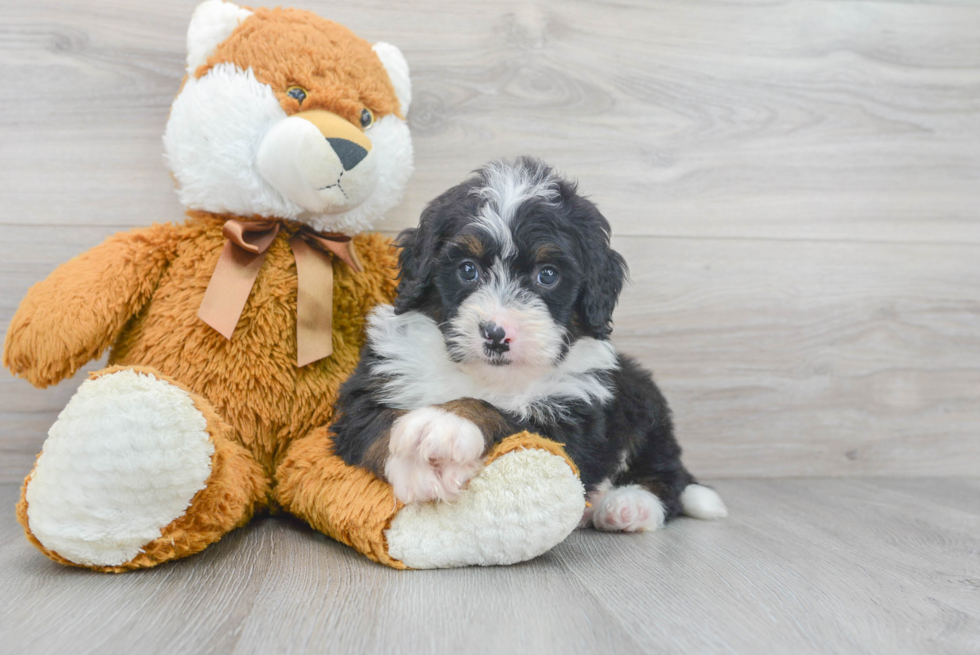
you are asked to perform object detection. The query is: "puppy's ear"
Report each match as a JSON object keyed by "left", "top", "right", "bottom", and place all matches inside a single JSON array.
[
  {"left": 393, "top": 226, "right": 430, "bottom": 314},
  {"left": 574, "top": 197, "right": 628, "bottom": 339},
  {"left": 394, "top": 179, "right": 475, "bottom": 314},
  {"left": 393, "top": 204, "right": 442, "bottom": 313}
]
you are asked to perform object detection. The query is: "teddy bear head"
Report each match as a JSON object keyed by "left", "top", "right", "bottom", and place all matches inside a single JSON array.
[{"left": 163, "top": 0, "right": 413, "bottom": 234}]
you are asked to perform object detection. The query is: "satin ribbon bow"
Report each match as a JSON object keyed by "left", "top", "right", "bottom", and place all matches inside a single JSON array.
[{"left": 197, "top": 219, "right": 362, "bottom": 367}]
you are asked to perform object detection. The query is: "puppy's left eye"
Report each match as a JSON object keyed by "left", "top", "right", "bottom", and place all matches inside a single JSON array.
[
  {"left": 458, "top": 260, "right": 480, "bottom": 283},
  {"left": 537, "top": 266, "right": 559, "bottom": 287}
]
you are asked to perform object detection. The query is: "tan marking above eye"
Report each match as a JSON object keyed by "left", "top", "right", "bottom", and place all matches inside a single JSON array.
[
  {"left": 535, "top": 244, "right": 562, "bottom": 261},
  {"left": 455, "top": 235, "right": 485, "bottom": 258}
]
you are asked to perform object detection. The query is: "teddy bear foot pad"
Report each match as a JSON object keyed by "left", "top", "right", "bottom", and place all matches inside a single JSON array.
[
  {"left": 21, "top": 369, "right": 215, "bottom": 567},
  {"left": 386, "top": 442, "right": 586, "bottom": 568}
]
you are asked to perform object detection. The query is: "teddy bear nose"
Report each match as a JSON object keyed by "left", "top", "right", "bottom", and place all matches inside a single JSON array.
[{"left": 326, "top": 138, "right": 369, "bottom": 171}]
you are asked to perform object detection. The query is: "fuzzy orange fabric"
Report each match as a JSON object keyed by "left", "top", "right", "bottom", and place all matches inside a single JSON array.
[
  {"left": 483, "top": 432, "right": 580, "bottom": 477},
  {"left": 6, "top": 212, "right": 399, "bottom": 568},
  {"left": 4, "top": 224, "right": 180, "bottom": 388},
  {"left": 6, "top": 212, "right": 585, "bottom": 570},
  {"left": 198, "top": 7, "right": 402, "bottom": 124},
  {"left": 275, "top": 430, "right": 581, "bottom": 569},
  {"left": 276, "top": 425, "right": 407, "bottom": 568}
]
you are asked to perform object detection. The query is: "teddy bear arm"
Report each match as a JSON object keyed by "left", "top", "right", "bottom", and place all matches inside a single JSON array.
[{"left": 3, "top": 223, "right": 181, "bottom": 388}]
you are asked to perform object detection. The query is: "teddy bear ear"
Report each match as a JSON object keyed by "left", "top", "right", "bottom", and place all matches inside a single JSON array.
[
  {"left": 372, "top": 42, "right": 412, "bottom": 116},
  {"left": 185, "top": 0, "right": 253, "bottom": 74}
]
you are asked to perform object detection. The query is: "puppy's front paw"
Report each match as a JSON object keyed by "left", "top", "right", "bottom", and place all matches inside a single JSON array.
[
  {"left": 593, "top": 485, "right": 666, "bottom": 532},
  {"left": 385, "top": 407, "right": 486, "bottom": 504}
]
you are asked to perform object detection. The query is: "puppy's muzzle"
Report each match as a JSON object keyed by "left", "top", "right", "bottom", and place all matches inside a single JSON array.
[{"left": 480, "top": 321, "right": 510, "bottom": 355}]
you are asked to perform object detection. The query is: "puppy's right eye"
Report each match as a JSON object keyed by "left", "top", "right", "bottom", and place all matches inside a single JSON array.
[{"left": 458, "top": 261, "right": 480, "bottom": 283}]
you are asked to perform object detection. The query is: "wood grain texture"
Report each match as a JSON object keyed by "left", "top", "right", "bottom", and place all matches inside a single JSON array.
[
  {"left": 2, "top": 479, "right": 978, "bottom": 654},
  {"left": 1, "top": 0, "right": 978, "bottom": 240},
  {"left": 1, "top": 0, "right": 979, "bottom": 481},
  {"left": 612, "top": 236, "right": 980, "bottom": 478}
]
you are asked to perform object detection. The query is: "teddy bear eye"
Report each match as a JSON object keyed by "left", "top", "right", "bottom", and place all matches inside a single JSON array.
[
  {"left": 287, "top": 86, "right": 308, "bottom": 104},
  {"left": 360, "top": 108, "right": 374, "bottom": 129}
]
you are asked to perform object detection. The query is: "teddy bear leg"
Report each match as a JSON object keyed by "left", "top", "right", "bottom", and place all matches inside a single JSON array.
[
  {"left": 17, "top": 365, "right": 268, "bottom": 572},
  {"left": 275, "top": 428, "right": 585, "bottom": 569}
]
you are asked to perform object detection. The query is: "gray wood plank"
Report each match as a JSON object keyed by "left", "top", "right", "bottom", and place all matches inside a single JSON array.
[
  {"left": 2, "top": 479, "right": 978, "bottom": 654},
  {"left": 611, "top": 236, "right": 980, "bottom": 478},
  {"left": 552, "top": 478, "right": 980, "bottom": 655},
  {"left": 0, "top": 0, "right": 978, "bottom": 243}
]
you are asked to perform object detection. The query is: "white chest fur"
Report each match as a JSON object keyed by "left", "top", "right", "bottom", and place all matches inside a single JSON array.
[{"left": 366, "top": 306, "right": 619, "bottom": 421}]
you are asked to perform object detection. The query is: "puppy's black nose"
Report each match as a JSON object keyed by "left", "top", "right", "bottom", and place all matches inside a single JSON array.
[
  {"left": 326, "top": 137, "right": 368, "bottom": 171},
  {"left": 480, "top": 321, "right": 510, "bottom": 354}
]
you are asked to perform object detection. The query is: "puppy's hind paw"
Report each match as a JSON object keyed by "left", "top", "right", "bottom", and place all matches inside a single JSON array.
[
  {"left": 593, "top": 485, "right": 666, "bottom": 533},
  {"left": 385, "top": 407, "right": 486, "bottom": 504}
]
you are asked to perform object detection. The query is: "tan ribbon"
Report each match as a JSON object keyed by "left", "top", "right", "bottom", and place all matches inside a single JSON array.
[{"left": 197, "top": 219, "right": 363, "bottom": 367}]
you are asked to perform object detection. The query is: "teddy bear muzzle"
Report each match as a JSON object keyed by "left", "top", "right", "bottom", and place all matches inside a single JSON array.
[{"left": 256, "top": 109, "right": 379, "bottom": 215}]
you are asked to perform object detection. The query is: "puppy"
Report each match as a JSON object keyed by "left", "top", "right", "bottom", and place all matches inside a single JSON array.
[{"left": 331, "top": 157, "right": 726, "bottom": 532}]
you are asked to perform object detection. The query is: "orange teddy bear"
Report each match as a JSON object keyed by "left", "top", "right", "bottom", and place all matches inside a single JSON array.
[{"left": 4, "top": 1, "right": 585, "bottom": 571}]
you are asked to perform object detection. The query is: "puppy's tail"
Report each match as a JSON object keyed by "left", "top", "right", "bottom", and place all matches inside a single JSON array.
[{"left": 680, "top": 484, "right": 728, "bottom": 519}]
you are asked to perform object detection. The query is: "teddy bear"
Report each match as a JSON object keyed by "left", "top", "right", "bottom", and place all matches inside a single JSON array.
[{"left": 3, "top": 0, "right": 585, "bottom": 571}]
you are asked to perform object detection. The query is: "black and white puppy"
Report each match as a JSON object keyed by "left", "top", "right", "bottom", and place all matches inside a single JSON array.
[{"left": 332, "top": 157, "right": 726, "bottom": 532}]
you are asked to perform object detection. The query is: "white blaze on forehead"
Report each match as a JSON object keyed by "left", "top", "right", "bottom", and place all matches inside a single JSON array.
[{"left": 473, "top": 159, "right": 560, "bottom": 259}]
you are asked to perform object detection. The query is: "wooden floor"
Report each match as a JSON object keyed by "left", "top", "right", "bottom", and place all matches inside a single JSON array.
[{"left": 2, "top": 478, "right": 978, "bottom": 655}]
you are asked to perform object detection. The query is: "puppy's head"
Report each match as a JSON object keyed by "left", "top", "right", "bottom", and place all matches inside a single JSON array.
[{"left": 395, "top": 157, "right": 627, "bottom": 374}]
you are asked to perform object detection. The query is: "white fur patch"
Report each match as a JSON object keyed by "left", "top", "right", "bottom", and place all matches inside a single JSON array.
[
  {"left": 680, "top": 483, "right": 728, "bottom": 519},
  {"left": 592, "top": 485, "right": 666, "bottom": 532},
  {"left": 24, "top": 370, "right": 214, "bottom": 567},
  {"left": 578, "top": 478, "right": 613, "bottom": 528},
  {"left": 386, "top": 447, "right": 585, "bottom": 568},
  {"left": 367, "top": 305, "right": 619, "bottom": 421},
  {"left": 473, "top": 160, "right": 560, "bottom": 259},
  {"left": 385, "top": 407, "right": 485, "bottom": 503},
  {"left": 163, "top": 64, "right": 413, "bottom": 235},
  {"left": 186, "top": 0, "right": 253, "bottom": 74},
  {"left": 372, "top": 42, "right": 411, "bottom": 115},
  {"left": 164, "top": 64, "right": 295, "bottom": 219}
]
